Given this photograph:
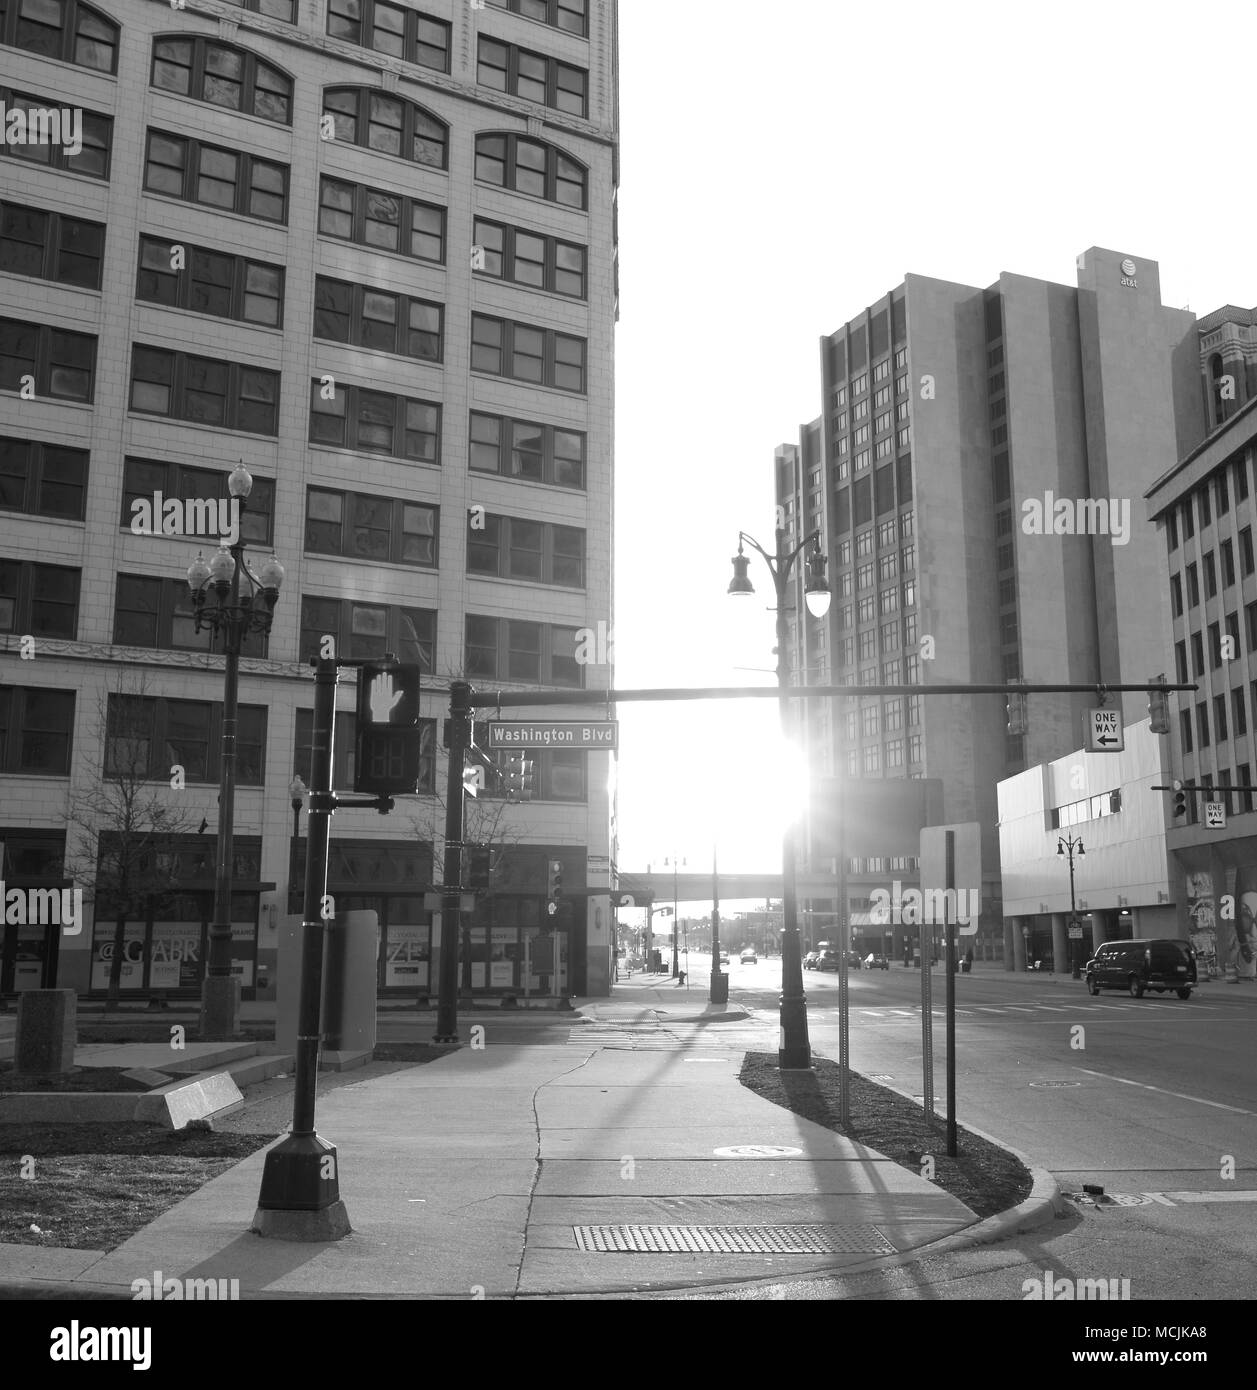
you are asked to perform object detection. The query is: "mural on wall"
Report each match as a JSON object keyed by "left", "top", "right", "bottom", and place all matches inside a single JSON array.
[
  {"left": 1227, "top": 865, "right": 1257, "bottom": 984},
  {"left": 1185, "top": 871, "right": 1219, "bottom": 978}
]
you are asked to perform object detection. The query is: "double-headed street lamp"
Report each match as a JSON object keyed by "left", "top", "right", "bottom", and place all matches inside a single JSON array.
[
  {"left": 728, "top": 527, "right": 830, "bottom": 1068},
  {"left": 187, "top": 461, "right": 285, "bottom": 1040},
  {"left": 1057, "top": 833, "right": 1085, "bottom": 979}
]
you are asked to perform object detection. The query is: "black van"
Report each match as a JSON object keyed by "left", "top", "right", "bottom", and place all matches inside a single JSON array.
[{"left": 1084, "top": 939, "right": 1197, "bottom": 999}]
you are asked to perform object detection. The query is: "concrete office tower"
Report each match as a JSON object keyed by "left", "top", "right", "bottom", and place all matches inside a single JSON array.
[
  {"left": 779, "top": 249, "right": 1204, "bottom": 954},
  {"left": 0, "top": 0, "right": 618, "bottom": 1001}
]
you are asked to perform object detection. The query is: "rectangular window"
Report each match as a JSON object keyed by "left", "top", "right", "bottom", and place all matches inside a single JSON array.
[
  {"left": 1204, "top": 552, "right": 1218, "bottom": 599},
  {"left": 466, "top": 514, "right": 584, "bottom": 588},
  {"left": 130, "top": 346, "right": 278, "bottom": 435},
  {"left": 106, "top": 694, "right": 266, "bottom": 784},
  {"left": 1244, "top": 528, "right": 1255, "bottom": 577},
  {"left": 0, "top": 86, "right": 112, "bottom": 178},
  {"left": 0, "top": 318, "right": 96, "bottom": 402},
  {"left": 1192, "top": 631, "right": 1204, "bottom": 677},
  {"left": 305, "top": 487, "right": 437, "bottom": 567},
  {"left": 1234, "top": 687, "right": 1248, "bottom": 738},
  {"left": 476, "top": 37, "right": 587, "bottom": 116},
  {"left": 1183, "top": 500, "right": 1194, "bottom": 539},
  {"left": 472, "top": 217, "right": 586, "bottom": 299},
  {"left": 1198, "top": 702, "right": 1210, "bottom": 748},
  {"left": 309, "top": 379, "right": 440, "bottom": 463},
  {"left": 465, "top": 615, "right": 581, "bottom": 688},
  {"left": 1175, "top": 640, "right": 1188, "bottom": 686},
  {"left": 144, "top": 129, "right": 287, "bottom": 223},
  {"left": 300, "top": 597, "right": 435, "bottom": 670},
  {"left": 318, "top": 176, "right": 445, "bottom": 263},
  {"left": 469, "top": 412, "right": 585, "bottom": 489},
  {"left": 313, "top": 276, "right": 442, "bottom": 361},
  {"left": 1187, "top": 563, "right": 1200, "bottom": 607},
  {"left": 1237, "top": 458, "right": 1251, "bottom": 501},
  {"left": 120, "top": 458, "right": 273, "bottom": 546},
  {"left": 1217, "top": 471, "right": 1230, "bottom": 515},
  {"left": 0, "top": 685, "right": 75, "bottom": 773},
  {"left": 1199, "top": 487, "right": 1211, "bottom": 528},
  {"left": 1221, "top": 540, "right": 1236, "bottom": 588},
  {"left": 137, "top": 236, "right": 283, "bottom": 328},
  {"left": 470, "top": 314, "right": 586, "bottom": 393},
  {"left": 1180, "top": 708, "right": 1193, "bottom": 754},
  {"left": 0, "top": 436, "right": 87, "bottom": 520},
  {"left": 1210, "top": 622, "right": 1222, "bottom": 669},
  {"left": 0, "top": 200, "right": 104, "bottom": 289},
  {"left": 1216, "top": 693, "right": 1230, "bottom": 742},
  {"left": 326, "top": 0, "right": 450, "bottom": 70},
  {"left": 0, "top": 559, "right": 80, "bottom": 638},
  {"left": 113, "top": 572, "right": 268, "bottom": 657}
]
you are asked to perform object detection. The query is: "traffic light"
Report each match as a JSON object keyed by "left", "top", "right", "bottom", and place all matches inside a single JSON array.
[
  {"left": 547, "top": 858, "right": 563, "bottom": 916},
  {"left": 354, "top": 663, "right": 422, "bottom": 795},
  {"left": 1006, "top": 688, "right": 1027, "bottom": 736},
  {"left": 1148, "top": 681, "right": 1170, "bottom": 735},
  {"left": 1172, "top": 780, "right": 1188, "bottom": 818},
  {"left": 467, "top": 846, "right": 492, "bottom": 889},
  {"left": 501, "top": 753, "right": 535, "bottom": 801}
]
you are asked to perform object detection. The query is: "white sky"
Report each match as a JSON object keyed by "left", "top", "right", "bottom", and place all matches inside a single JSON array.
[{"left": 611, "top": 0, "right": 1257, "bottom": 888}]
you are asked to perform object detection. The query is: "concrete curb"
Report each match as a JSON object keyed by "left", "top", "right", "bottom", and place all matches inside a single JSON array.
[{"left": 846, "top": 1070, "right": 1066, "bottom": 1248}]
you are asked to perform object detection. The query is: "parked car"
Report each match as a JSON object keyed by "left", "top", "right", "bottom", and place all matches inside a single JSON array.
[
  {"left": 864, "top": 953, "right": 889, "bottom": 970},
  {"left": 803, "top": 951, "right": 820, "bottom": 969},
  {"left": 739, "top": 948, "right": 758, "bottom": 964},
  {"left": 847, "top": 951, "right": 863, "bottom": 969},
  {"left": 1085, "top": 938, "right": 1197, "bottom": 999},
  {"left": 719, "top": 951, "right": 730, "bottom": 965},
  {"left": 814, "top": 949, "right": 842, "bottom": 972}
]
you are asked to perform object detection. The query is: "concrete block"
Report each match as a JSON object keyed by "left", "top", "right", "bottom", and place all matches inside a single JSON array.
[
  {"left": 319, "top": 1049, "right": 372, "bottom": 1073},
  {"left": 134, "top": 1072, "right": 245, "bottom": 1130},
  {"left": 121, "top": 1068, "right": 176, "bottom": 1088},
  {"left": 14, "top": 990, "right": 76, "bottom": 1075}
]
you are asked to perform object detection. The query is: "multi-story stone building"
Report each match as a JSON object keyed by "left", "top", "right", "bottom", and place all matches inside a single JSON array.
[{"left": 0, "top": 0, "right": 619, "bottom": 1001}]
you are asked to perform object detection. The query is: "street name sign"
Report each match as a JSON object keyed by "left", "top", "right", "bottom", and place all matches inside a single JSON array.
[
  {"left": 1205, "top": 801, "right": 1227, "bottom": 828},
  {"left": 1068, "top": 924, "right": 1085, "bottom": 939},
  {"left": 1088, "top": 708, "right": 1124, "bottom": 752},
  {"left": 487, "top": 721, "right": 618, "bottom": 750}
]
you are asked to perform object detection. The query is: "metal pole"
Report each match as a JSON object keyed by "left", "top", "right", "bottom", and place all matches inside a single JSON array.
[
  {"left": 435, "top": 681, "right": 471, "bottom": 1042},
  {"left": 672, "top": 861, "right": 680, "bottom": 977},
  {"left": 1069, "top": 844, "right": 1081, "bottom": 979},
  {"left": 920, "top": 915, "right": 934, "bottom": 1116},
  {"left": 775, "top": 527, "right": 810, "bottom": 1070},
  {"left": 255, "top": 655, "right": 343, "bottom": 1215},
  {"left": 836, "top": 847, "right": 849, "bottom": 1127},
  {"left": 201, "top": 547, "right": 243, "bottom": 1040},
  {"left": 944, "top": 829, "right": 957, "bottom": 1157}
]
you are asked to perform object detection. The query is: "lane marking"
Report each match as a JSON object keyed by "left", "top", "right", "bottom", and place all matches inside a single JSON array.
[
  {"left": 1159, "top": 1190, "right": 1257, "bottom": 1203},
  {"left": 1074, "top": 1067, "right": 1257, "bottom": 1116}
]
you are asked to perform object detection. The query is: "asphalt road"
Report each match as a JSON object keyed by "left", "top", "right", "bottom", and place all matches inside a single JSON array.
[{"left": 677, "top": 954, "right": 1257, "bottom": 1302}]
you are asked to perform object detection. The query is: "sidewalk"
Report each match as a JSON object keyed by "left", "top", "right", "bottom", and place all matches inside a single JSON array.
[{"left": 0, "top": 977, "right": 1060, "bottom": 1299}]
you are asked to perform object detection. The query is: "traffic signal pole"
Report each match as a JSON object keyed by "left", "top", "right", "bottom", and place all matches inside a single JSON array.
[{"left": 435, "top": 680, "right": 472, "bottom": 1043}]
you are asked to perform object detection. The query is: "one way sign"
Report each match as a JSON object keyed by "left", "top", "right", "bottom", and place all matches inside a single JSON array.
[{"left": 1088, "top": 708, "right": 1124, "bottom": 752}]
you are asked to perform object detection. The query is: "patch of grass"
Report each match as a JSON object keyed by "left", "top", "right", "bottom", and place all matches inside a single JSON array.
[
  {"left": 0, "top": 1124, "right": 278, "bottom": 1251},
  {"left": 370, "top": 1044, "right": 461, "bottom": 1063},
  {"left": 739, "top": 1052, "right": 1032, "bottom": 1222},
  {"left": 0, "top": 1066, "right": 160, "bottom": 1094}
]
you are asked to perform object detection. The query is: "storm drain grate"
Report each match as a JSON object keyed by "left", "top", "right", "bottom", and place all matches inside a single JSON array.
[{"left": 573, "top": 1224, "right": 897, "bottom": 1255}]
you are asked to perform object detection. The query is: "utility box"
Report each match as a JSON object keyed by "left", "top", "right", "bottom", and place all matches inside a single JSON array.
[{"left": 277, "top": 910, "right": 378, "bottom": 1071}]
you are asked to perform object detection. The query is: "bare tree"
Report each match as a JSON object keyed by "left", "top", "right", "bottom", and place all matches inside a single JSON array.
[{"left": 64, "top": 671, "right": 201, "bottom": 1010}]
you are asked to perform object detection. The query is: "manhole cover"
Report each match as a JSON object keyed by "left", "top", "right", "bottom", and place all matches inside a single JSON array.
[
  {"left": 1107, "top": 1193, "right": 1151, "bottom": 1206},
  {"left": 713, "top": 1145, "right": 803, "bottom": 1158},
  {"left": 1028, "top": 1080, "right": 1082, "bottom": 1088},
  {"left": 573, "top": 1224, "right": 897, "bottom": 1255}
]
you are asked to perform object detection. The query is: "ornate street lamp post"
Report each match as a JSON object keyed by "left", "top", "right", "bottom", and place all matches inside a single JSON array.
[
  {"left": 1057, "top": 833, "right": 1085, "bottom": 979},
  {"left": 187, "top": 461, "right": 285, "bottom": 1040},
  {"left": 728, "top": 527, "right": 830, "bottom": 1068}
]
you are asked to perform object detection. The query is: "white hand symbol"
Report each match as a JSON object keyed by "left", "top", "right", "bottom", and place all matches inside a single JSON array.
[{"left": 369, "top": 672, "right": 405, "bottom": 722}]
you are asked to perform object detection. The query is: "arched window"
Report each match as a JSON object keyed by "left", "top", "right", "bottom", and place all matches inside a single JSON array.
[
  {"left": 2, "top": 0, "right": 118, "bottom": 73},
  {"left": 151, "top": 35, "right": 292, "bottom": 125},
  {"left": 474, "top": 132, "right": 586, "bottom": 210},
  {"left": 322, "top": 88, "right": 447, "bottom": 169}
]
